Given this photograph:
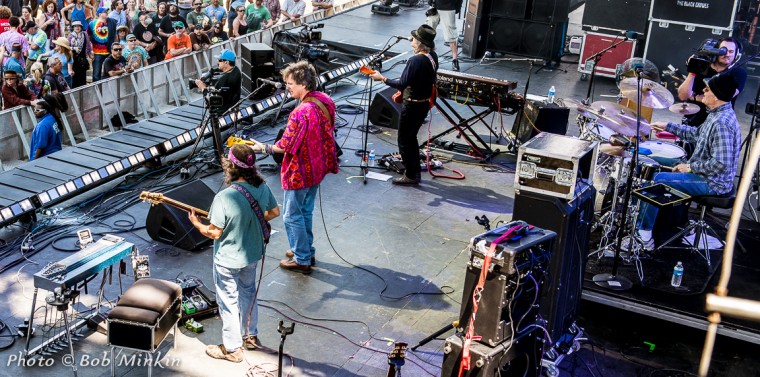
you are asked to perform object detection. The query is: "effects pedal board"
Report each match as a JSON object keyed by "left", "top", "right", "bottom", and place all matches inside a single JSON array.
[{"left": 175, "top": 278, "right": 219, "bottom": 322}]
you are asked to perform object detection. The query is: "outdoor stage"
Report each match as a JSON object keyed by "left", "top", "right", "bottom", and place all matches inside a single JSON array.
[{"left": 0, "top": 2, "right": 759, "bottom": 376}]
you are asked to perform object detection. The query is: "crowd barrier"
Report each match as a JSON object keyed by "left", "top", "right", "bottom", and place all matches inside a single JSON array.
[{"left": 0, "top": 0, "right": 373, "bottom": 171}]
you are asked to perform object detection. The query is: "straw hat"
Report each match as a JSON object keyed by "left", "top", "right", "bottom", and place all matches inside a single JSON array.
[{"left": 52, "top": 37, "right": 70, "bottom": 49}]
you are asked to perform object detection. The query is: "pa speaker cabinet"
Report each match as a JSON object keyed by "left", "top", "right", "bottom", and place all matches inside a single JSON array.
[
  {"left": 241, "top": 42, "right": 276, "bottom": 99},
  {"left": 490, "top": 0, "right": 527, "bottom": 18},
  {"left": 529, "top": 0, "right": 570, "bottom": 22},
  {"left": 462, "top": 12, "right": 489, "bottom": 58},
  {"left": 146, "top": 179, "right": 215, "bottom": 250},
  {"left": 511, "top": 99, "right": 569, "bottom": 143},
  {"left": 643, "top": 21, "right": 731, "bottom": 78},
  {"left": 486, "top": 17, "right": 567, "bottom": 62},
  {"left": 368, "top": 87, "right": 402, "bottom": 129},
  {"left": 512, "top": 184, "right": 595, "bottom": 343},
  {"left": 582, "top": 0, "right": 650, "bottom": 34}
]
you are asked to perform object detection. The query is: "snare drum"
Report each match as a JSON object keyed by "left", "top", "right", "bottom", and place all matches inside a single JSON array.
[{"left": 639, "top": 141, "right": 686, "bottom": 167}]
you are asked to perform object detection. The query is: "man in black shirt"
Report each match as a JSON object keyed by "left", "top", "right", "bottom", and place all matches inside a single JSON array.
[
  {"left": 193, "top": 49, "right": 241, "bottom": 114},
  {"left": 133, "top": 12, "right": 162, "bottom": 63},
  {"left": 44, "top": 56, "right": 70, "bottom": 94},
  {"left": 159, "top": 3, "right": 186, "bottom": 47},
  {"left": 207, "top": 21, "right": 228, "bottom": 44},
  {"left": 369, "top": 25, "right": 439, "bottom": 185},
  {"left": 103, "top": 42, "right": 130, "bottom": 77}
]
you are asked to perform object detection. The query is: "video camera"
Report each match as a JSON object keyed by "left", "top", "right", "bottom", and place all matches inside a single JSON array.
[
  {"left": 687, "top": 39, "right": 727, "bottom": 76},
  {"left": 188, "top": 67, "right": 222, "bottom": 90},
  {"left": 299, "top": 23, "right": 324, "bottom": 44},
  {"left": 203, "top": 87, "right": 224, "bottom": 110}
]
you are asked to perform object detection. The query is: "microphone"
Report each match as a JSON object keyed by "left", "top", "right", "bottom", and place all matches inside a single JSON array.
[
  {"left": 258, "top": 77, "right": 283, "bottom": 89},
  {"left": 624, "top": 30, "right": 643, "bottom": 40},
  {"left": 394, "top": 35, "right": 411, "bottom": 41}
]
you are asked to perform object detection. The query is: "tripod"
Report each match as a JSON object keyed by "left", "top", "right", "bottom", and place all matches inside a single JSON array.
[{"left": 47, "top": 288, "right": 79, "bottom": 377}]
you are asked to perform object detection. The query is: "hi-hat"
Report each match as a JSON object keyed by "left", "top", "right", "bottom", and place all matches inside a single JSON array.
[
  {"left": 619, "top": 77, "right": 674, "bottom": 109},
  {"left": 668, "top": 102, "right": 700, "bottom": 115}
]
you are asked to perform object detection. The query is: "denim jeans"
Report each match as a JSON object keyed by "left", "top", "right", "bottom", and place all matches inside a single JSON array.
[
  {"left": 92, "top": 54, "right": 108, "bottom": 82},
  {"left": 283, "top": 185, "right": 319, "bottom": 266},
  {"left": 213, "top": 261, "right": 259, "bottom": 351},
  {"left": 638, "top": 172, "right": 717, "bottom": 230}
]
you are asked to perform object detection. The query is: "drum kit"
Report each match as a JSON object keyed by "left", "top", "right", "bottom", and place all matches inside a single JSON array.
[{"left": 568, "top": 58, "right": 702, "bottom": 276}]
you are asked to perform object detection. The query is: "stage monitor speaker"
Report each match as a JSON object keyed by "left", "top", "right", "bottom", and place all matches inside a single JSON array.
[
  {"left": 486, "top": 17, "right": 566, "bottom": 62},
  {"left": 146, "top": 179, "right": 216, "bottom": 251},
  {"left": 368, "top": 87, "right": 402, "bottom": 129},
  {"left": 512, "top": 184, "right": 595, "bottom": 344},
  {"left": 511, "top": 99, "right": 569, "bottom": 143},
  {"left": 241, "top": 43, "right": 276, "bottom": 98}
]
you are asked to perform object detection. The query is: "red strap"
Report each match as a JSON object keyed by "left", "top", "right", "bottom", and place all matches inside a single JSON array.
[{"left": 458, "top": 224, "right": 524, "bottom": 376}]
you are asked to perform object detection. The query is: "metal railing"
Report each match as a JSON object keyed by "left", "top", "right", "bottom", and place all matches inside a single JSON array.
[{"left": 0, "top": 0, "right": 372, "bottom": 171}]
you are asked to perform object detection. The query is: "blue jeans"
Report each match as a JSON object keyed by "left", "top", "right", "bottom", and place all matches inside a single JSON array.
[
  {"left": 638, "top": 172, "right": 717, "bottom": 230},
  {"left": 213, "top": 261, "right": 259, "bottom": 351},
  {"left": 283, "top": 185, "right": 319, "bottom": 266},
  {"left": 92, "top": 54, "right": 108, "bottom": 82}
]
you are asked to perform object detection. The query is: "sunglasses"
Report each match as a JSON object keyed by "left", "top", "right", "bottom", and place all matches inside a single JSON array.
[
  {"left": 217, "top": 59, "right": 227, "bottom": 63},
  {"left": 174, "top": 26, "right": 184, "bottom": 30},
  {"left": 237, "top": 8, "right": 244, "bottom": 12},
  {"left": 113, "top": 48, "right": 123, "bottom": 51},
  {"left": 127, "top": 39, "right": 136, "bottom": 42}
]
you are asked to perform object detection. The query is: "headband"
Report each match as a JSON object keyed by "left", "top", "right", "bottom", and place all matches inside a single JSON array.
[{"left": 227, "top": 149, "right": 255, "bottom": 169}]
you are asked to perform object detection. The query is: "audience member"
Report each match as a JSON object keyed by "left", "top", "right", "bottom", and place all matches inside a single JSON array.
[
  {"left": 204, "top": 0, "right": 223, "bottom": 25},
  {"left": 25, "top": 61, "right": 50, "bottom": 97},
  {"left": 37, "top": 0, "right": 62, "bottom": 47},
  {"left": 226, "top": 0, "right": 244, "bottom": 31},
  {"left": 185, "top": 0, "right": 209, "bottom": 29},
  {"left": 123, "top": 33, "right": 148, "bottom": 68},
  {"left": 30, "top": 93, "right": 69, "bottom": 160},
  {"left": 231, "top": 3, "right": 245, "bottom": 37},
  {"left": 90, "top": 7, "right": 116, "bottom": 82},
  {"left": 245, "top": 0, "right": 271, "bottom": 32},
  {"left": 43, "top": 55, "right": 68, "bottom": 93},
  {"left": 164, "top": 20, "right": 190, "bottom": 59},
  {"left": 2, "top": 42, "right": 25, "bottom": 77},
  {"left": 311, "top": 0, "right": 332, "bottom": 15},
  {"left": 41, "top": 39, "right": 72, "bottom": 86},
  {"left": 115, "top": 24, "right": 127, "bottom": 43},
  {"left": 2, "top": 70, "right": 36, "bottom": 110},
  {"left": 0, "top": 0, "right": 21, "bottom": 17},
  {"left": 207, "top": 20, "right": 227, "bottom": 43},
  {"left": 159, "top": 3, "right": 185, "bottom": 46},
  {"left": 24, "top": 21, "right": 46, "bottom": 72},
  {"left": 142, "top": 0, "right": 157, "bottom": 12},
  {"left": 0, "top": 17, "right": 28, "bottom": 66},
  {"left": 0, "top": 6, "right": 12, "bottom": 32},
  {"left": 189, "top": 23, "right": 208, "bottom": 50},
  {"left": 108, "top": 0, "right": 127, "bottom": 27},
  {"left": 133, "top": 11, "right": 161, "bottom": 63},
  {"left": 19, "top": 6, "right": 34, "bottom": 30},
  {"left": 279, "top": 0, "right": 304, "bottom": 24},
  {"left": 260, "top": 0, "right": 278, "bottom": 24},
  {"left": 152, "top": 1, "right": 166, "bottom": 29},
  {"left": 125, "top": 0, "right": 138, "bottom": 26},
  {"left": 60, "top": 0, "right": 94, "bottom": 33},
  {"left": 103, "top": 41, "right": 129, "bottom": 76},
  {"left": 67, "top": 20, "right": 91, "bottom": 88},
  {"left": 177, "top": 0, "right": 192, "bottom": 19}
]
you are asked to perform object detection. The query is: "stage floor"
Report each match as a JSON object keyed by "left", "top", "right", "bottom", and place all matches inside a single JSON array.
[{"left": 1, "top": 2, "right": 760, "bottom": 376}]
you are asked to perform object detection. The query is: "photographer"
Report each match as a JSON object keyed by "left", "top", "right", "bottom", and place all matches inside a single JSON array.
[
  {"left": 193, "top": 48, "right": 241, "bottom": 113},
  {"left": 677, "top": 37, "right": 747, "bottom": 127},
  {"left": 426, "top": 0, "right": 462, "bottom": 71}
]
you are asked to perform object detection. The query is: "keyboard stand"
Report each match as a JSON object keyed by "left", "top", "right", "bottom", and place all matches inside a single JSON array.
[{"left": 422, "top": 98, "right": 501, "bottom": 161}]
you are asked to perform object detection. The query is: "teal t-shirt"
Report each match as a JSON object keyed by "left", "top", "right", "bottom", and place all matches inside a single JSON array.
[{"left": 208, "top": 181, "right": 278, "bottom": 269}]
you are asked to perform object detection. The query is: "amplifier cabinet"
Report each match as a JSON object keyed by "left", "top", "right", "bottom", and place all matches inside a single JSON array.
[
  {"left": 515, "top": 133, "right": 598, "bottom": 200},
  {"left": 441, "top": 335, "right": 517, "bottom": 377},
  {"left": 459, "top": 223, "right": 556, "bottom": 346},
  {"left": 578, "top": 31, "right": 637, "bottom": 78}
]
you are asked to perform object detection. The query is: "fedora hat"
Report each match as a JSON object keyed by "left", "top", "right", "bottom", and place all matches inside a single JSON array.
[
  {"left": 52, "top": 37, "right": 70, "bottom": 49},
  {"left": 411, "top": 24, "right": 435, "bottom": 49}
]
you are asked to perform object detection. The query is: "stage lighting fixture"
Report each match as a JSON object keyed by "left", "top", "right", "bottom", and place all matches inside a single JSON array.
[
  {"left": 371, "top": 0, "right": 399, "bottom": 15},
  {"left": 38, "top": 192, "right": 51, "bottom": 205},
  {"left": 19, "top": 199, "right": 33, "bottom": 212},
  {"left": 1, "top": 207, "right": 12, "bottom": 220},
  {"left": 65, "top": 181, "right": 76, "bottom": 193}
]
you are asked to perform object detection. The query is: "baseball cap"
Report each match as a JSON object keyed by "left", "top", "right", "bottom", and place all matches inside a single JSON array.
[
  {"left": 214, "top": 49, "right": 236, "bottom": 62},
  {"left": 172, "top": 21, "right": 185, "bottom": 28}
]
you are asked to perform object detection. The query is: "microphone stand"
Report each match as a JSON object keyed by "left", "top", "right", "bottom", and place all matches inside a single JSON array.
[
  {"left": 583, "top": 36, "right": 630, "bottom": 104},
  {"left": 507, "top": 57, "right": 543, "bottom": 153},
  {"left": 592, "top": 64, "right": 643, "bottom": 291},
  {"left": 359, "top": 37, "right": 402, "bottom": 184}
]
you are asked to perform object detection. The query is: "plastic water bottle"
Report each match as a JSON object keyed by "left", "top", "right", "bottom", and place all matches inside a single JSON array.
[
  {"left": 671, "top": 261, "right": 684, "bottom": 287},
  {"left": 547, "top": 86, "right": 556, "bottom": 103},
  {"left": 368, "top": 150, "right": 376, "bottom": 167}
]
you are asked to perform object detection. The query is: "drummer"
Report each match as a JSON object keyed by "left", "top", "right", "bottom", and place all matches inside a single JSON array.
[{"left": 636, "top": 74, "right": 741, "bottom": 249}]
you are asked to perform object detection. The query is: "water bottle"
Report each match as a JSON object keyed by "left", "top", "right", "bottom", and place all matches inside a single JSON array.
[
  {"left": 547, "top": 86, "right": 556, "bottom": 103},
  {"left": 671, "top": 261, "right": 684, "bottom": 287},
  {"left": 368, "top": 150, "right": 376, "bottom": 167}
]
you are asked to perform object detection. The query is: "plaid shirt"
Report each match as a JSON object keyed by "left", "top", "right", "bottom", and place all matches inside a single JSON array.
[{"left": 666, "top": 102, "right": 741, "bottom": 194}]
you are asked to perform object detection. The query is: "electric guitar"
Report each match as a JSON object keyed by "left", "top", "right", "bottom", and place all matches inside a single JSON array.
[
  {"left": 139, "top": 191, "right": 209, "bottom": 218},
  {"left": 226, "top": 135, "right": 256, "bottom": 148},
  {"left": 386, "top": 342, "right": 407, "bottom": 377}
]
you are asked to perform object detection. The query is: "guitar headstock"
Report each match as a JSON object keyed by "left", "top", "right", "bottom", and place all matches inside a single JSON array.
[
  {"left": 359, "top": 65, "right": 376, "bottom": 75},
  {"left": 139, "top": 191, "right": 164, "bottom": 205},
  {"left": 226, "top": 136, "right": 244, "bottom": 148},
  {"left": 387, "top": 342, "right": 407, "bottom": 369}
]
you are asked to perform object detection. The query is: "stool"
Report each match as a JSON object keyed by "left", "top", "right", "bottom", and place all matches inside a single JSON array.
[
  {"left": 656, "top": 189, "right": 735, "bottom": 266},
  {"left": 107, "top": 278, "right": 182, "bottom": 377}
]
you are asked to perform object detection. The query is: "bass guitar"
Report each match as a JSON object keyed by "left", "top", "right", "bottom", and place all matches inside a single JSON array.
[{"left": 139, "top": 191, "right": 209, "bottom": 218}]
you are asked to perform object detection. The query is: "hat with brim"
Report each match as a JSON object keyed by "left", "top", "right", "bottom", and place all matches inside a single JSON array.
[
  {"left": 117, "top": 25, "right": 129, "bottom": 31},
  {"left": 52, "top": 37, "right": 70, "bottom": 49},
  {"left": 71, "top": 20, "right": 83, "bottom": 27},
  {"left": 411, "top": 24, "right": 435, "bottom": 49},
  {"left": 214, "top": 49, "right": 236, "bottom": 62},
  {"left": 172, "top": 21, "right": 185, "bottom": 29}
]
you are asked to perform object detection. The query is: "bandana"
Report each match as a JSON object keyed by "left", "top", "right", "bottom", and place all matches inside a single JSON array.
[{"left": 228, "top": 149, "right": 255, "bottom": 169}]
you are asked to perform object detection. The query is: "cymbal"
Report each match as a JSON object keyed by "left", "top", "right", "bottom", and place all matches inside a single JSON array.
[
  {"left": 561, "top": 98, "right": 587, "bottom": 109},
  {"left": 668, "top": 102, "right": 700, "bottom": 115},
  {"left": 587, "top": 101, "right": 651, "bottom": 137},
  {"left": 618, "top": 77, "right": 674, "bottom": 109}
]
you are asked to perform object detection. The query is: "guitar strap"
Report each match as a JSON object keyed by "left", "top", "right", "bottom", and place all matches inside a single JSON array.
[
  {"left": 458, "top": 223, "right": 525, "bottom": 377},
  {"left": 230, "top": 183, "right": 271, "bottom": 244},
  {"left": 301, "top": 95, "right": 334, "bottom": 126}
]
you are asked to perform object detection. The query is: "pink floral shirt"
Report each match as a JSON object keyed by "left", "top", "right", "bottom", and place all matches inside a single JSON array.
[{"left": 275, "top": 91, "right": 339, "bottom": 190}]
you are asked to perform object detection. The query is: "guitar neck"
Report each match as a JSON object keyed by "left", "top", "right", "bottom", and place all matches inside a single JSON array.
[
  {"left": 386, "top": 365, "right": 397, "bottom": 377},
  {"left": 162, "top": 197, "right": 209, "bottom": 218}
]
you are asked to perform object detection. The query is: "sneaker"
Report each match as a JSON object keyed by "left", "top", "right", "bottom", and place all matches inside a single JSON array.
[
  {"left": 206, "top": 344, "right": 244, "bottom": 363},
  {"left": 243, "top": 336, "right": 261, "bottom": 350},
  {"left": 284, "top": 250, "right": 315, "bottom": 266},
  {"left": 619, "top": 235, "right": 654, "bottom": 252},
  {"left": 452, "top": 59, "right": 460, "bottom": 71}
]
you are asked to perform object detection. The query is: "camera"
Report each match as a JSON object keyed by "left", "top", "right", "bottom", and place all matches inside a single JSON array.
[
  {"left": 687, "top": 39, "right": 727, "bottom": 76},
  {"left": 203, "top": 87, "right": 224, "bottom": 111},
  {"left": 298, "top": 23, "right": 324, "bottom": 44},
  {"left": 189, "top": 67, "right": 221, "bottom": 90},
  {"left": 298, "top": 42, "right": 330, "bottom": 61}
]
